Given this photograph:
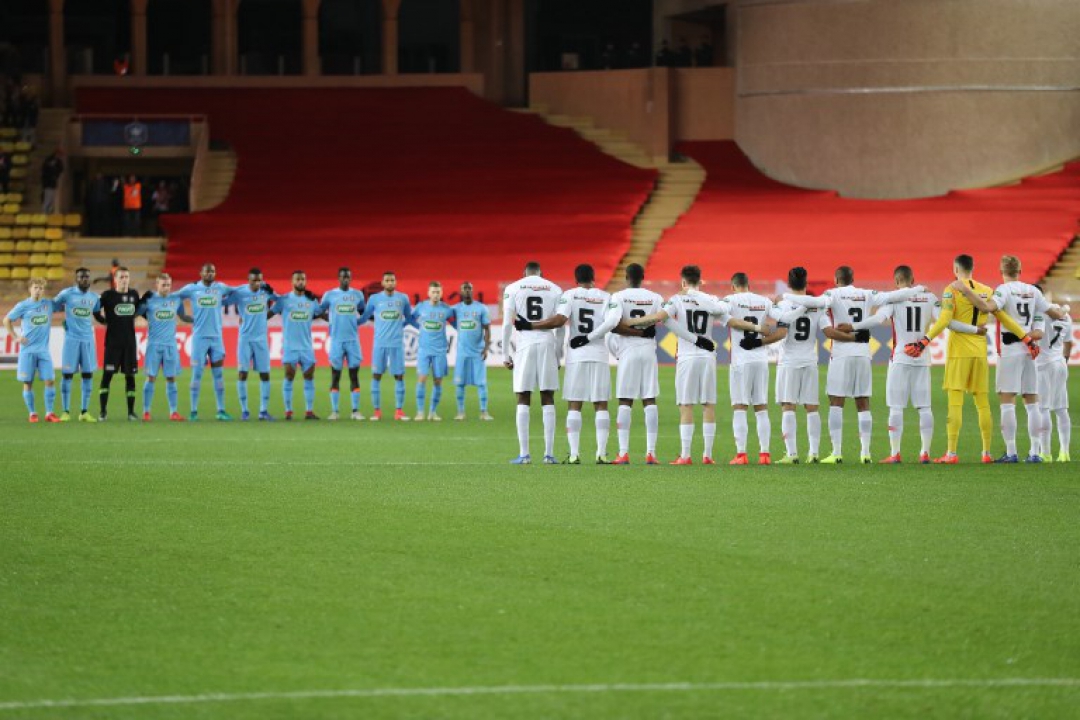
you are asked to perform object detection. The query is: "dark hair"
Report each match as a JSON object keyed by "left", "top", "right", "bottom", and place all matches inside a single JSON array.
[
  {"left": 383, "top": 270, "right": 395, "bottom": 277},
  {"left": 338, "top": 266, "right": 351, "bottom": 275},
  {"left": 292, "top": 269, "right": 305, "bottom": 276},
  {"left": 74, "top": 267, "right": 90, "bottom": 275},
  {"left": 835, "top": 265, "right": 854, "bottom": 285},
  {"left": 681, "top": 265, "right": 702, "bottom": 286},
  {"left": 248, "top": 267, "right": 262, "bottom": 276},
  {"left": 731, "top": 272, "right": 749, "bottom": 288},
  {"left": 787, "top": 267, "right": 808, "bottom": 291},
  {"left": 524, "top": 261, "right": 541, "bottom": 276},
  {"left": 574, "top": 264, "right": 595, "bottom": 284},
  {"left": 116, "top": 266, "right": 130, "bottom": 273},
  {"left": 626, "top": 263, "right": 645, "bottom": 286},
  {"left": 955, "top": 254, "right": 974, "bottom": 272},
  {"left": 894, "top": 265, "right": 914, "bottom": 283}
]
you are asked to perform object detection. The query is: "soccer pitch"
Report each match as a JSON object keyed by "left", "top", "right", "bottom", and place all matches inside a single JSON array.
[{"left": 2, "top": 365, "right": 1078, "bottom": 719}]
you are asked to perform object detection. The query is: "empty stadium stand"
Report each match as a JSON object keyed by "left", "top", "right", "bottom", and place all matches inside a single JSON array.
[
  {"left": 75, "top": 87, "right": 657, "bottom": 300},
  {"left": 648, "top": 142, "right": 1080, "bottom": 292}
]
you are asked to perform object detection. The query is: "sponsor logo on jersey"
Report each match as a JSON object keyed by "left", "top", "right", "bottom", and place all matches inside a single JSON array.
[
  {"left": 290, "top": 311, "right": 310, "bottom": 322},
  {"left": 246, "top": 302, "right": 266, "bottom": 314},
  {"left": 459, "top": 320, "right": 477, "bottom": 330},
  {"left": 380, "top": 310, "right": 400, "bottom": 320},
  {"left": 154, "top": 309, "right": 175, "bottom": 321},
  {"left": 423, "top": 320, "right": 443, "bottom": 331},
  {"left": 30, "top": 314, "right": 48, "bottom": 326},
  {"left": 115, "top": 303, "right": 136, "bottom": 316},
  {"left": 72, "top": 307, "right": 92, "bottom": 318},
  {"left": 198, "top": 296, "right": 218, "bottom": 308},
  {"left": 336, "top": 304, "right": 356, "bottom": 315}
]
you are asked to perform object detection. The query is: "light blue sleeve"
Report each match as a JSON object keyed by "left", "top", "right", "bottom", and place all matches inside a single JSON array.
[
  {"left": 481, "top": 305, "right": 491, "bottom": 327},
  {"left": 407, "top": 302, "right": 421, "bottom": 329},
  {"left": 93, "top": 295, "right": 102, "bottom": 312},
  {"left": 403, "top": 298, "right": 414, "bottom": 323},
  {"left": 7, "top": 300, "right": 26, "bottom": 321},
  {"left": 359, "top": 295, "right": 376, "bottom": 324},
  {"left": 52, "top": 288, "right": 68, "bottom": 312},
  {"left": 318, "top": 291, "right": 331, "bottom": 316}
]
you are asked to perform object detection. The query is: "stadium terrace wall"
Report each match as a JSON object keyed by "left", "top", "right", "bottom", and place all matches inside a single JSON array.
[
  {"left": 69, "top": 73, "right": 486, "bottom": 97},
  {"left": 734, "top": 0, "right": 1080, "bottom": 199}
]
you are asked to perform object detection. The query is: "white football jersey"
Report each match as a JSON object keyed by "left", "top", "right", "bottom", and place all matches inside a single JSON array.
[
  {"left": 822, "top": 286, "right": 881, "bottom": 359},
  {"left": 993, "top": 281, "right": 1050, "bottom": 358},
  {"left": 1035, "top": 313, "right": 1072, "bottom": 367},
  {"left": 503, "top": 276, "right": 564, "bottom": 349},
  {"left": 606, "top": 287, "right": 664, "bottom": 353},
  {"left": 769, "top": 300, "right": 829, "bottom": 368},
  {"left": 557, "top": 286, "right": 611, "bottom": 363},
  {"left": 875, "top": 292, "right": 939, "bottom": 367},
  {"left": 725, "top": 291, "right": 774, "bottom": 366},
  {"left": 663, "top": 290, "right": 731, "bottom": 360}
]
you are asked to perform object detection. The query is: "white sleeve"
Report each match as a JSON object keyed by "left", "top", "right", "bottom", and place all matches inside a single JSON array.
[
  {"left": 852, "top": 304, "right": 891, "bottom": 330},
  {"left": 992, "top": 284, "right": 1010, "bottom": 311},
  {"left": 772, "top": 304, "right": 806, "bottom": 326},
  {"left": 588, "top": 300, "right": 623, "bottom": 342},
  {"left": 554, "top": 290, "right": 573, "bottom": 320},
  {"left": 664, "top": 316, "right": 699, "bottom": 344},
  {"left": 783, "top": 292, "right": 829, "bottom": 309},
  {"left": 873, "top": 286, "right": 922, "bottom": 306},
  {"left": 1033, "top": 288, "right": 1052, "bottom": 314},
  {"left": 501, "top": 288, "right": 515, "bottom": 358}
]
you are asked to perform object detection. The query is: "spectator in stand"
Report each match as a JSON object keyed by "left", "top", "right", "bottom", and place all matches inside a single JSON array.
[
  {"left": 93, "top": 258, "right": 121, "bottom": 290},
  {"left": 122, "top": 174, "right": 142, "bottom": 236},
  {"left": 675, "top": 38, "right": 693, "bottom": 68},
  {"left": 41, "top": 148, "right": 64, "bottom": 214},
  {"left": 655, "top": 40, "right": 674, "bottom": 67},
  {"left": 114, "top": 55, "right": 130, "bottom": 76},
  {"left": 151, "top": 180, "right": 172, "bottom": 234},
  {"left": 0, "top": 149, "right": 10, "bottom": 193}
]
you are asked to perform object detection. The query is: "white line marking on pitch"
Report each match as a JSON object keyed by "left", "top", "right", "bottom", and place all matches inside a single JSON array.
[{"left": 0, "top": 678, "right": 1076, "bottom": 711}]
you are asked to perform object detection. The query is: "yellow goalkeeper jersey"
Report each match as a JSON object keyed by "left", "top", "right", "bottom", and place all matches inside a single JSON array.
[{"left": 927, "top": 279, "right": 1026, "bottom": 358}]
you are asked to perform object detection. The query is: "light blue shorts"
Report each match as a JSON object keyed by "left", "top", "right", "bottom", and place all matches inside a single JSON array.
[
  {"left": 17, "top": 349, "right": 54, "bottom": 382},
  {"left": 61, "top": 338, "right": 97, "bottom": 374}
]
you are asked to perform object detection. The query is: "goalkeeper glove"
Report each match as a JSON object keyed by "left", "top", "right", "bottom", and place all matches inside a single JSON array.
[
  {"left": 1001, "top": 332, "right": 1019, "bottom": 345},
  {"left": 569, "top": 336, "right": 589, "bottom": 349},
  {"left": 739, "top": 336, "right": 763, "bottom": 350},
  {"left": 641, "top": 325, "right": 656, "bottom": 339},
  {"left": 514, "top": 316, "right": 533, "bottom": 331},
  {"left": 695, "top": 336, "right": 716, "bottom": 352},
  {"left": 854, "top": 329, "right": 871, "bottom": 343},
  {"left": 1022, "top": 335, "right": 1040, "bottom": 359},
  {"left": 904, "top": 337, "right": 930, "bottom": 358}
]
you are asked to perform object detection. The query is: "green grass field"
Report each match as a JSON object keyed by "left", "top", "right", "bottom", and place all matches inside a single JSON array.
[{"left": 2, "top": 365, "right": 1078, "bottom": 719}]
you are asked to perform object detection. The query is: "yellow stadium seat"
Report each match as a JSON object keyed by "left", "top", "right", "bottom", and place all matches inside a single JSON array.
[
  {"left": 29, "top": 231, "right": 45, "bottom": 242},
  {"left": 28, "top": 253, "right": 46, "bottom": 266},
  {"left": 46, "top": 253, "right": 63, "bottom": 266},
  {"left": 48, "top": 239, "right": 67, "bottom": 252},
  {"left": 12, "top": 154, "right": 28, "bottom": 166},
  {"left": 0, "top": 253, "right": 12, "bottom": 265},
  {"left": 0, "top": 128, "right": 15, "bottom": 139},
  {"left": 7, "top": 193, "right": 23, "bottom": 205},
  {"left": 46, "top": 267, "right": 65, "bottom": 281},
  {"left": 14, "top": 240, "right": 32, "bottom": 252},
  {"left": 64, "top": 214, "right": 82, "bottom": 228},
  {"left": 30, "top": 214, "right": 47, "bottom": 226},
  {"left": 1, "top": 204, "right": 17, "bottom": 214},
  {"left": 12, "top": 227, "right": 29, "bottom": 239},
  {"left": 10, "top": 267, "right": 29, "bottom": 280},
  {"left": 31, "top": 239, "right": 48, "bottom": 251},
  {"left": 0, "top": 218, "right": 12, "bottom": 229},
  {"left": 0, "top": 267, "right": 10, "bottom": 279},
  {"left": 13, "top": 141, "right": 30, "bottom": 152},
  {"left": 10, "top": 168, "right": 26, "bottom": 180},
  {"left": 12, "top": 253, "right": 29, "bottom": 265},
  {"left": 0, "top": 238, "right": 12, "bottom": 250},
  {"left": 44, "top": 228, "right": 62, "bottom": 241},
  {"left": 15, "top": 214, "right": 30, "bottom": 226},
  {"left": 46, "top": 215, "right": 64, "bottom": 227}
]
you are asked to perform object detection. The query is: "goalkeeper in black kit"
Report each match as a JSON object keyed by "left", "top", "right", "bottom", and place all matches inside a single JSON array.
[{"left": 94, "top": 266, "right": 141, "bottom": 420}]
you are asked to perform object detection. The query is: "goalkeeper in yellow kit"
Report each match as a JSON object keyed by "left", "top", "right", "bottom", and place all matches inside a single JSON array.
[{"left": 904, "top": 254, "right": 1039, "bottom": 463}]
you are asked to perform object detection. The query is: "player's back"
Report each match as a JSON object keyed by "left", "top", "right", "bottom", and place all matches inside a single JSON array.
[
  {"left": 611, "top": 287, "right": 663, "bottom": 352},
  {"left": 665, "top": 290, "right": 726, "bottom": 360},
  {"left": 994, "top": 280, "right": 1046, "bottom": 357},
  {"left": 882, "top": 291, "right": 938, "bottom": 365},
  {"left": 772, "top": 300, "right": 822, "bottom": 367},
  {"left": 506, "top": 276, "right": 562, "bottom": 348},
  {"left": 941, "top": 280, "right": 992, "bottom": 358},
  {"left": 826, "top": 285, "right": 876, "bottom": 359},
  {"left": 1036, "top": 313, "right": 1072, "bottom": 366},
  {"left": 725, "top": 291, "right": 772, "bottom": 365},
  {"left": 560, "top": 286, "right": 609, "bottom": 363}
]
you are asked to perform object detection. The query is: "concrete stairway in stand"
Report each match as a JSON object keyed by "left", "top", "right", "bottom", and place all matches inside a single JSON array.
[
  {"left": 63, "top": 236, "right": 167, "bottom": 291},
  {"left": 192, "top": 148, "right": 237, "bottom": 212}
]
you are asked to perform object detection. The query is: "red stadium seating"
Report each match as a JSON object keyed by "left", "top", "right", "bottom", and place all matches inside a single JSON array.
[
  {"left": 76, "top": 87, "right": 656, "bottom": 301},
  {"left": 648, "top": 141, "right": 1080, "bottom": 290}
]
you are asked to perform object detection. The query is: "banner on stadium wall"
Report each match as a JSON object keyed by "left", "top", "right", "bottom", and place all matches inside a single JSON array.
[{"left": 2, "top": 322, "right": 1078, "bottom": 370}]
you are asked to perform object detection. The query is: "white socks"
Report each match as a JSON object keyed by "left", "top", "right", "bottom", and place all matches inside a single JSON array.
[
  {"left": 782, "top": 410, "right": 797, "bottom": 457},
  {"left": 617, "top": 405, "right": 632, "bottom": 455},
  {"left": 566, "top": 410, "right": 583, "bottom": 457},
  {"left": 1000, "top": 403, "right": 1017, "bottom": 455},
  {"left": 1025, "top": 402, "right": 1041, "bottom": 456},
  {"left": 733, "top": 409, "right": 748, "bottom": 453},
  {"left": 858, "top": 411, "right": 873, "bottom": 457},
  {"left": 755, "top": 410, "right": 771, "bottom": 455},
  {"left": 542, "top": 405, "right": 556, "bottom": 458},
  {"left": 807, "top": 411, "right": 821, "bottom": 455},
  {"left": 888, "top": 408, "right": 904, "bottom": 456},
  {"left": 918, "top": 407, "right": 934, "bottom": 455},
  {"left": 516, "top": 405, "right": 530, "bottom": 456},
  {"left": 679, "top": 423, "right": 694, "bottom": 458},
  {"left": 703, "top": 422, "right": 716, "bottom": 460},
  {"left": 595, "top": 410, "right": 610, "bottom": 458},
  {"left": 1055, "top": 408, "right": 1071, "bottom": 454},
  {"left": 644, "top": 405, "right": 659, "bottom": 456},
  {"left": 829, "top": 406, "right": 844, "bottom": 455}
]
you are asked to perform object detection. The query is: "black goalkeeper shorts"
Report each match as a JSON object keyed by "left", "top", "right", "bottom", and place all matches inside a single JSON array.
[{"left": 103, "top": 336, "right": 139, "bottom": 375}]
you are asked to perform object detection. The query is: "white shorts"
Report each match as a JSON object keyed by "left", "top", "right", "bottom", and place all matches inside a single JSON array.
[
  {"left": 996, "top": 354, "right": 1038, "bottom": 395},
  {"left": 616, "top": 346, "right": 659, "bottom": 400},
  {"left": 675, "top": 355, "right": 717, "bottom": 406},
  {"left": 1037, "top": 361, "right": 1069, "bottom": 411},
  {"left": 512, "top": 342, "right": 560, "bottom": 393},
  {"left": 826, "top": 356, "right": 872, "bottom": 398},
  {"left": 563, "top": 361, "right": 611, "bottom": 402},
  {"left": 886, "top": 362, "right": 931, "bottom": 409},
  {"left": 729, "top": 361, "right": 769, "bottom": 406},
  {"left": 776, "top": 364, "right": 819, "bottom": 406}
]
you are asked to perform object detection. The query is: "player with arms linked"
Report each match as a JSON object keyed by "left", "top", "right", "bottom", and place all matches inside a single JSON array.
[
  {"left": 94, "top": 266, "right": 141, "bottom": 421},
  {"left": 226, "top": 267, "right": 278, "bottom": 421},
  {"left": 4, "top": 277, "right": 60, "bottom": 422},
  {"left": 319, "top": 267, "right": 366, "bottom": 420},
  {"left": 52, "top": 267, "right": 100, "bottom": 421},
  {"left": 451, "top": 281, "right": 493, "bottom": 421},
  {"left": 138, "top": 272, "right": 191, "bottom": 421}
]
